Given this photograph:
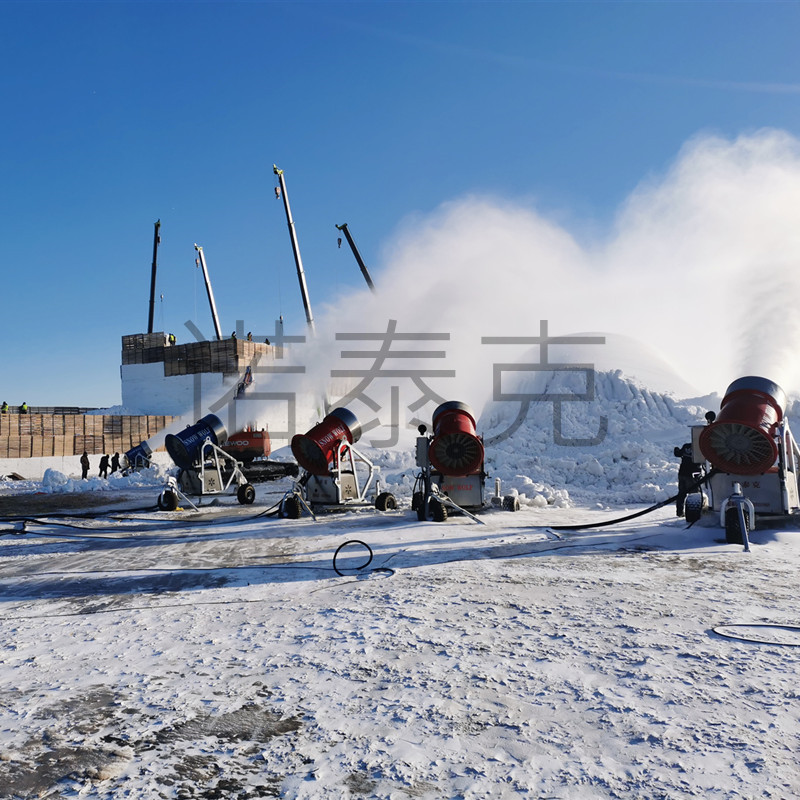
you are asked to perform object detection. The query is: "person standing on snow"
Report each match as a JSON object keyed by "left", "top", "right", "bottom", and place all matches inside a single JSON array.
[
  {"left": 99, "top": 454, "right": 110, "bottom": 479},
  {"left": 80, "top": 451, "right": 90, "bottom": 480},
  {"left": 111, "top": 452, "right": 120, "bottom": 473}
]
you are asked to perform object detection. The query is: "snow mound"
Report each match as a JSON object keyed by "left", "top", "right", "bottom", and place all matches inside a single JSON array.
[{"left": 480, "top": 365, "right": 713, "bottom": 505}]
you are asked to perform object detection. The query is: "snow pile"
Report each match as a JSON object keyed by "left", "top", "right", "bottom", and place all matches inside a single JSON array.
[
  {"left": 481, "top": 367, "right": 713, "bottom": 505},
  {"left": 371, "top": 334, "right": 719, "bottom": 508},
  {"left": 36, "top": 466, "right": 168, "bottom": 494}
]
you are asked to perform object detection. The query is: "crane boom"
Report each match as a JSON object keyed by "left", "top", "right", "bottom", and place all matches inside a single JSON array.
[
  {"left": 336, "top": 222, "right": 376, "bottom": 293},
  {"left": 273, "top": 164, "right": 315, "bottom": 333},
  {"left": 194, "top": 244, "right": 223, "bottom": 341},
  {"left": 147, "top": 219, "right": 161, "bottom": 333}
]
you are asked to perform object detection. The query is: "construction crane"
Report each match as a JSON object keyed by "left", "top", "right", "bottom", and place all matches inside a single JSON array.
[
  {"left": 147, "top": 220, "right": 161, "bottom": 334},
  {"left": 336, "top": 222, "right": 376, "bottom": 293},
  {"left": 273, "top": 164, "right": 315, "bottom": 333},
  {"left": 194, "top": 244, "right": 223, "bottom": 341}
]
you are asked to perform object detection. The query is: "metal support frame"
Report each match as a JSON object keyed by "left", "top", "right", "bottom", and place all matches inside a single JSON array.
[
  {"left": 195, "top": 439, "right": 247, "bottom": 495},
  {"left": 286, "top": 439, "right": 379, "bottom": 513},
  {"left": 720, "top": 482, "right": 756, "bottom": 553},
  {"left": 428, "top": 483, "right": 486, "bottom": 524},
  {"left": 161, "top": 475, "right": 199, "bottom": 511}
]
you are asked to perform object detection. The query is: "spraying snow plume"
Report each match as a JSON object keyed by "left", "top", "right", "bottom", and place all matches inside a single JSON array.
[
  {"left": 348, "top": 128, "right": 800, "bottom": 398},
  {"left": 603, "top": 129, "right": 800, "bottom": 393},
  {"left": 238, "top": 129, "right": 800, "bottom": 444}
]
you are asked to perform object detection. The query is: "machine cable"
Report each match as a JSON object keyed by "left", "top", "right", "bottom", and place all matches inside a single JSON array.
[
  {"left": 1, "top": 498, "right": 286, "bottom": 540},
  {"left": 711, "top": 623, "right": 800, "bottom": 647},
  {"left": 332, "top": 539, "right": 395, "bottom": 578},
  {"left": 548, "top": 470, "right": 717, "bottom": 532}
]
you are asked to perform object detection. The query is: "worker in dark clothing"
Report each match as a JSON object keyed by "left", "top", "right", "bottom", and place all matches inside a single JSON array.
[
  {"left": 1, "top": 401, "right": 7, "bottom": 414},
  {"left": 674, "top": 442, "right": 703, "bottom": 517},
  {"left": 111, "top": 452, "right": 120, "bottom": 473},
  {"left": 99, "top": 454, "right": 110, "bottom": 479},
  {"left": 80, "top": 451, "right": 90, "bottom": 480},
  {"left": 19, "top": 402, "right": 28, "bottom": 414}
]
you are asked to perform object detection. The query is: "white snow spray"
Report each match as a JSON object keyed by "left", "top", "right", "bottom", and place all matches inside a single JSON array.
[{"left": 206, "top": 129, "right": 800, "bottom": 445}]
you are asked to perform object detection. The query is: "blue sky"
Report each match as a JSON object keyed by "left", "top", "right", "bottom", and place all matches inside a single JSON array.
[{"left": 2, "top": 0, "right": 799, "bottom": 407}]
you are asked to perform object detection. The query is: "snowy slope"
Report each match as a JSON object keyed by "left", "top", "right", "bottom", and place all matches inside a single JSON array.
[{"left": 2, "top": 333, "right": 800, "bottom": 799}]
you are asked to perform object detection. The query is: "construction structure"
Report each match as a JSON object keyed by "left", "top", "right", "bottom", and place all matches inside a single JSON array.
[{"left": 120, "top": 332, "right": 276, "bottom": 416}]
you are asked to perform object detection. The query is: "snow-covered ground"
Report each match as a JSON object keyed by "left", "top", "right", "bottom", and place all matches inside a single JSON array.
[{"left": 2, "top": 364, "right": 800, "bottom": 799}]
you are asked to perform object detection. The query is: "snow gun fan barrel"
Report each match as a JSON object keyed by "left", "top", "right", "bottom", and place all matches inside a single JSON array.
[
  {"left": 165, "top": 414, "right": 227, "bottom": 469},
  {"left": 124, "top": 440, "right": 152, "bottom": 470},
  {"left": 429, "top": 401, "right": 484, "bottom": 476},
  {"left": 291, "top": 407, "right": 362, "bottom": 476},
  {"left": 699, "top": 376, "right": 786, "bottom": 474}
]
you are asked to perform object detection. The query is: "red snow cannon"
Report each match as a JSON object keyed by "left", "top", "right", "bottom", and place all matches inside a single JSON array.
[
  {"left": 429, "top": 401, "right": 484, "bottom": 477},
  {"left": 699, "top": 376, "right": 786, "bottom": 475},
  {"left": 291, "top": 408, "right": 362, "bottom": 476}
]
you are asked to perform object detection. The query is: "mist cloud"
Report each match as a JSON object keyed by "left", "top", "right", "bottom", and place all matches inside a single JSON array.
[{"left": 245, "top": 129, "right": 800, "bottom": 443}]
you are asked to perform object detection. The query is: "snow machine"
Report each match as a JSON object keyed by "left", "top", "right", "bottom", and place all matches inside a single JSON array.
[
  {"left": 279, "top": 407, "right": 396, "bottom": 518},
  {"left": 413, "top": 401, "right": 519, "bottom": 522},
  {"left": 683, "top": 376, "right": 800, "bottom": 545},
  {"left": 123, "top": 440, "right": 152, "bottom": 473},
  {"left": 157, "top": 414, "right": 255, "bottom": 510}
]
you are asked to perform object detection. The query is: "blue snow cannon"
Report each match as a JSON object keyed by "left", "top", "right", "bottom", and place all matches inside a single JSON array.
[{"left": 165, "top": 414, "right": 227, "bottom": 469}]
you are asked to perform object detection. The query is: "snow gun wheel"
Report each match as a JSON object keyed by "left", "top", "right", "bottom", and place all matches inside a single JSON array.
[
  {"left": 502, "top": 495, "right": 520, "bottom": 512},
  {"left": 237, "top": 483, "right": 256, "bottom": 505},
  {"left": 724, "top": 506, "right": 749, "bottom": 545},
  {"left": 375, "top": 492, "right": 397, "bottom": 511},
  {"left": 684, "top": 493, "right": 704, "bottom": 524},
  {"left": 430, "top": 498, "right": 448, "bottom": 522},
  {"left": 281, "top": 494, "right": 302, "bottom": 519},
  {"left": 158, "top": 488, "right": 178, "bottom": 511}
]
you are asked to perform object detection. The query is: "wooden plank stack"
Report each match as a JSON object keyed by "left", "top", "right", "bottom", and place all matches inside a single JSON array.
[
  {"left": 122, "top": 332, "right": 272, "bottom": 377},
  {"left": 0, "top": 413, "right": 177, "bottom": 459}
]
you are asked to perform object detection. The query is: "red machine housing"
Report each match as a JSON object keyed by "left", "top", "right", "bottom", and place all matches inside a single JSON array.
[
  {"left": 699, "top": 376, "right": 786, "bottom": 475},
  {"left": 221, "top": 428, "right": 271, "bottom": 464},
  {"left": 291, "top": 408, "right": 362, "bottom": 476},
  {"left": 429, "top": 401, "right": 484, "bottom": 477}
]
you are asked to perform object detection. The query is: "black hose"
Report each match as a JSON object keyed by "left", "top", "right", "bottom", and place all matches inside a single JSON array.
[
  {"left": 711, "top": 623, "right": 800, "bottom": 647},
  {"left": 549, "top": 469, "right": 717, "bottom": 532},
  {"left": 333, "top": 540, "right": 373, "bottom": 576}
]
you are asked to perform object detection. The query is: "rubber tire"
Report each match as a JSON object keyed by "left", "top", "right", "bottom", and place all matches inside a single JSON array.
[
  {"left": 430, "top": 498, "right": 448, "bottom": 522},
  {"left": 684, "top": 493, "right": 704, "bottom": 524},
  {"left": 375, "top": 492, "right": 397, "bottom": 511},
  {"left": 282, "top": 495, "right": 302, "bottom": 519},
  {"left": 725, "top": 506, "right": 749, "bottom": 545},
  {"left": 502, "top": 495, "right": 520, "bottom": 512},
  {"left": 158, "top": 489, "right": 178, "bottom": 511},
  {"left": 237, "top": 483, "right": 256, "bottom": 505}
]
